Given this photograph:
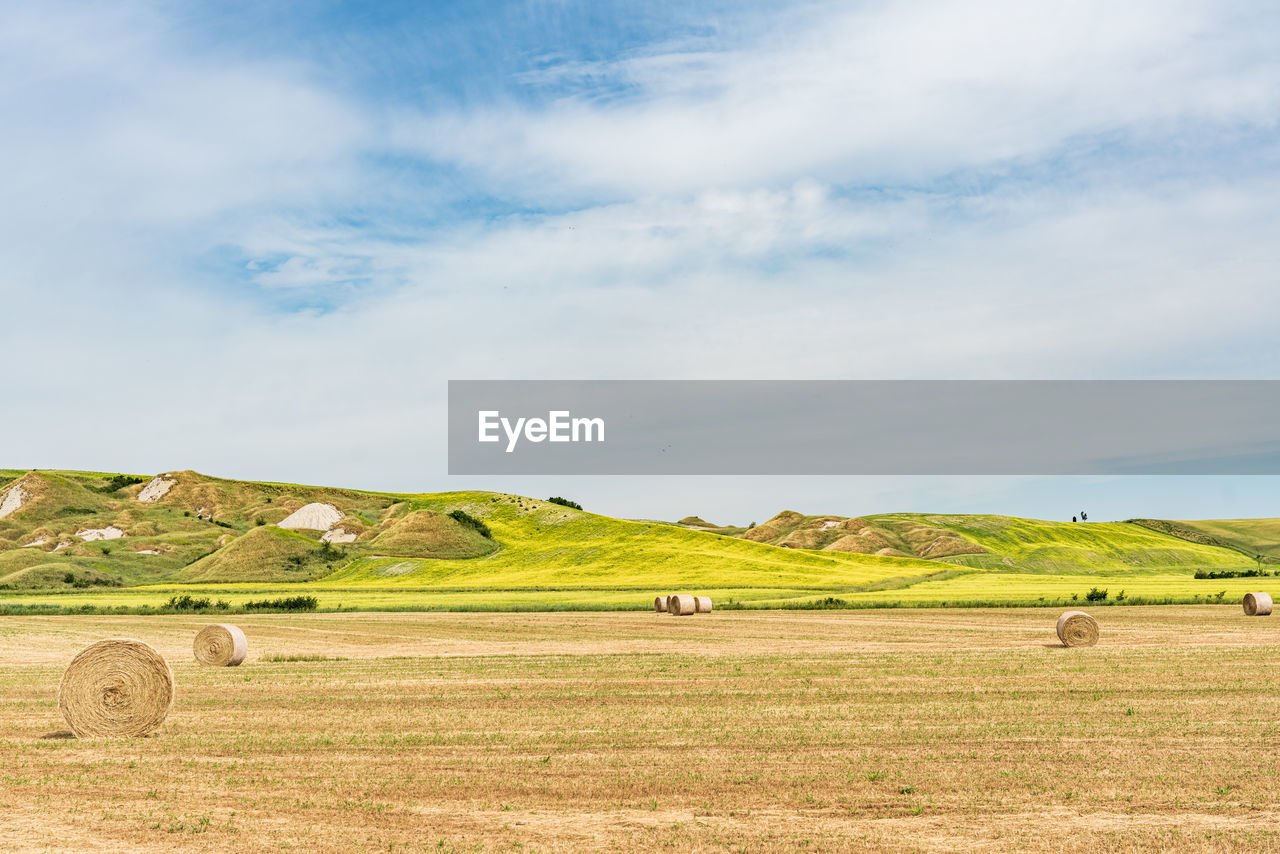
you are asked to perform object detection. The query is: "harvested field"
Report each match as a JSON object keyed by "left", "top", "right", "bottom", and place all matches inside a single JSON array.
[{"left": 1, "top": 607, "right": 1280, "bottom": 852}]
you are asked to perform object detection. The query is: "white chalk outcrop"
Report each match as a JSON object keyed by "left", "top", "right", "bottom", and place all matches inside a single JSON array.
[
  {"left": 0, "top": 481, "right": 28, "bottom": 519},
  {"left": 77, "top": 526, "right": 125, "bottom": 542},
  {"left": 278, "top": 502, "right": 343, "bottom": 531},
  {"left": 321, "top": 528, "right": 358, "bottom": 544},
  {"left": 137, "top": 475, "right": 177, "bottom": 502}
]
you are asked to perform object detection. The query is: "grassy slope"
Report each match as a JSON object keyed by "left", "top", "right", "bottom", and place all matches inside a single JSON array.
[
  {"left": 0, "top": 470, "right": 211, "bottom": 586},
  {"left": 0, "top": 469, "right": 1273, "bottom": 610},
  {"left": 369, "top": 509, "right": 499, "bottom": 558},
  {"left": 323, "top": 492, "right": 947, "bottom": 591},
  {"left": 1130, "top": 518, "right": 1280, "bottom": 563},
  {"left": 0, "top": 473, "right": 952, "bottom": 605},
  {"left": 866, "top": 513, "right": 1254, "bottom": 574},
  {"left": 179, "top": 526, "right": 346, "bottom": 583},
  {"left": 0, "top": 469, "right": 481, "bottom": 588},
  {"left": 737, "top": 510, "right": 986, "bottom": 559}
]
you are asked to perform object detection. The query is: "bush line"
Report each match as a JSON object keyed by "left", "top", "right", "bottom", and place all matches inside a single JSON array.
[{"left": 0, "top": 592, "right": 1255, "bottom": 616}]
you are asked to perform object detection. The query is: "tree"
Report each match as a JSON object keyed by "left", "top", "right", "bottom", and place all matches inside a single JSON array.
[{"left": 546, "top": 496, "right": 583, "bottom": 511}]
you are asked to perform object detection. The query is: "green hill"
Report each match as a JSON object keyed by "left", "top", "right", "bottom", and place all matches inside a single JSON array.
[
  {"left": 179, "top": 526, "right": 348, "bottom": 583},
  {"left": 368, "top": 509, "right": 498, "bottom": 559},
  {"left": 322, "top": 492, "right": 944, "bottom": 591},
  {"left": 724, "top": 509, "right": 1255, "bottom": 575},
  {"left": 739, "top": 511, "right": 987, "bottom": 559},
  {"left": 1128, "top": 518, "right": 1280, "bottom": 564},
  {"left": 868, "top": 514, "right": 1255, "bottom": 575},
  {"left": 0, "top": 470, "right": 947, "bottom": 597},
  {"left": 0, "top": 468, "right": 1272, "bottom": 610}
]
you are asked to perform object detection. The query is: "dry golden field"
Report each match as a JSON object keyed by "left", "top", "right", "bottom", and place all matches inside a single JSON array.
[{"left": 3, "top": 608, "right": 1280, "bottom": 852}]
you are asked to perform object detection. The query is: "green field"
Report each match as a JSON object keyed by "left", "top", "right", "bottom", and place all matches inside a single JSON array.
[{"left": 1, "top": 469, "right": 1277, "bottom": 612}]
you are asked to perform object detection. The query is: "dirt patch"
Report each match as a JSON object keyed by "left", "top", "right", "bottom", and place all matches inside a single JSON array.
[
  {"left": 277, "top": 502, "right": 343, "bottom": 531},
  {"left": 75, "top": 526, "right": 125, "bottom": 542},
  {"left": 0, "top": 480, "right": 27, "bottom": 519}
]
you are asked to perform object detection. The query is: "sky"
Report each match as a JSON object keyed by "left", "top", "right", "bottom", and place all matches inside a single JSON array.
[{"left": 3, "top": 0, "right": 1280, "bottom": 523}]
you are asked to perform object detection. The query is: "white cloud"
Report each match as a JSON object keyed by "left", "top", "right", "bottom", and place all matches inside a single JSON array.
[
  {"left": 0, "top": 3, "right": 368, "bottom": 241},
  {"left": 397, "top": 0, "right": 1280, "bottom": 197}
]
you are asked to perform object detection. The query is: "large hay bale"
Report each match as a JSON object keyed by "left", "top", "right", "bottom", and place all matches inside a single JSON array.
[
  {"left": 1243, "top": 592, "right": 1273, "bottom": 616},
  {"left": 668, "top": 594, "right": 696, "bottom": 616},
  {"left": 654, "top": 595, "right": 670, "bottom": 613},
  {"left": 694, "top": 596, "right": 713, "bottom": 613},
  {"left": 58, "top": 639, "right": 175, "bottom": 738},
  {"left": 1055, "top": 610, "right": 1099, "bottom": 647},
  {"left": 193, "top": 623, "right": 248, "bottom": 666}
]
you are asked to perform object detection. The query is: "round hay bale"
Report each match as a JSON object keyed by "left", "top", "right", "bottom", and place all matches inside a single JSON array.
[
  {"left": 1055, "top": 610, "right": 1099, "bottom": 648},
  {"left": 58, "top": 638, "right": 174, "bottom": 738},
  {"left": 694, "top": 596, "right": 713, "bottom": 613},
  {"left": 1243, "top": 592, "right": 1273, "bottom": 616},
  {"left": 654, "top": 595, "right": 670, "bottom": 613},
  {"left": 193, "top": 623, "right": 248, "bottom": 666},
  {"left": 668, "top": 594, "right": 696, "bottom": 616}
]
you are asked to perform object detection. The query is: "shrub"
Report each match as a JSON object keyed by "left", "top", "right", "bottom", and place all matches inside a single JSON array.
[
  {"left": 448, "top": 509, "right": 492, "bottom": 538},
  {"left": 96, "top": 474, "right": 145, "bottom": 493},
  {"left": 546, "top": 496, "right": 583, "bottom": 511},
  {"left": 281, "top": 543, "right": 346, "bottom": 574},
  {"left": 72, "top": 576, "right": 100, "bottom": 589},
  {"left": 166, "top": 594, "right": 213, "bottom": 611},
  {"left": 797, "top": 596, "right": 851, "bottom": 610},
  {"left": 243, "top": 595, "right": 318, "bottom": 612},
  {"left": 1195, "top": 568, "right": 1275, "bottom": 579},
  {"left": 1085, "top": 587, "right": 1109, "bottom": 602}
]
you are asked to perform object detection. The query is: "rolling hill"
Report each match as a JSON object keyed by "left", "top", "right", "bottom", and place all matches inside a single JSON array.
[
  {"left": 1128, "top": 518, "right": 1280, "bottom": 564},
  {"left": 725, "top": 510, "right": 1257, "bottom": 575},
  {"left": 0, "top": 468, "right": 1271, "bottom": 610},
  {"left": 0, "top": 470, "right": 948, "bottom": 598}
]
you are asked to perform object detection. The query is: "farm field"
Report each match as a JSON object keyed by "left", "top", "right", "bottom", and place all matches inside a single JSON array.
[
  {"left": 2, "top": 470, "right": 1274, "bottom": 613},
  {"left": 0, "top": 568, "right": 1278, "bottom": 613},
  {"left": 4, "top": 608, "right": 1280, "bottom": 852}
]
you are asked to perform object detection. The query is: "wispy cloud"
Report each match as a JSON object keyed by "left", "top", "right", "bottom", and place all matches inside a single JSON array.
[{"left": 397, "top": 0, "right": 1280, "bottom": 197}]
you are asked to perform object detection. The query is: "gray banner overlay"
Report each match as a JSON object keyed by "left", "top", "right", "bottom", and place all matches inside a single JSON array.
[{"left": 448, "top": 381, "right": 1280, "bottom": 475}]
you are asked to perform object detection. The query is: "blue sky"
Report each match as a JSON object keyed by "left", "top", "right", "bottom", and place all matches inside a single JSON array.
[{"left": 3, "top": 1, "right": 1280, "bottom": 522}]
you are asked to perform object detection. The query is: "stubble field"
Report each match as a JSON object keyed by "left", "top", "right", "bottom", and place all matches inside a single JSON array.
[{"left": 3, "top": 607, "right": 1280, "bottom": 852}]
